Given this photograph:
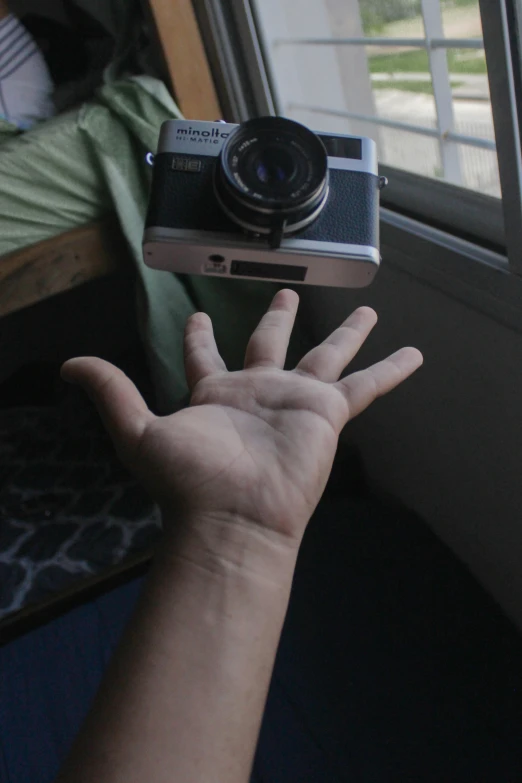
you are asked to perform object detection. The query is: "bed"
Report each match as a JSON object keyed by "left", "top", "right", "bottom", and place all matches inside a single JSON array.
[
  {"left": 0, "top": 0, "right": 228, "bottom": 632},
  {"left": 0, "top": 0, "right": 221, "bottom": 322}
]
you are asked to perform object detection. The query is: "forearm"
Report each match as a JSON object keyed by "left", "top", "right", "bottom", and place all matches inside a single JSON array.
[
  {"left": 56, "top": 513, "right": 298, "bottom": 783},
  {"left": 0, "top": 1, "right": 10, "bottom": 21}
]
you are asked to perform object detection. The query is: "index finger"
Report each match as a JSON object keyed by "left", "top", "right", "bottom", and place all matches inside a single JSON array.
[{"left": 184, "top": 312, "right": 227, "bottom": 391}]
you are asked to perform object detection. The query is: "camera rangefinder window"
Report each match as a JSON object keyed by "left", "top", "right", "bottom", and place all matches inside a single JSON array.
[{"left": 144, "top": 117, "right": 381, "bottom": 289}]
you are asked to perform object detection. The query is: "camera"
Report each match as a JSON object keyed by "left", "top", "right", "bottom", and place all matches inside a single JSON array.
[{"left": 143, "top": 116, "right": 382, "bottom": 288}]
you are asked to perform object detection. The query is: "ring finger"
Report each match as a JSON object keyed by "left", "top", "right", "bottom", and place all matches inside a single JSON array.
[{"left": 295, "top": 306, "right": 378, "bottom": 383}]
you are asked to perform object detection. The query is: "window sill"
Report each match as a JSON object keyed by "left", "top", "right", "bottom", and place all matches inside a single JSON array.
[{"left": 380, "top": 207, "right": 522, "bottom": 333}]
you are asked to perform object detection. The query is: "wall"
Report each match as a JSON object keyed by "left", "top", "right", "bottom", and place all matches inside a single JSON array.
[
  {"left": 255, "top": 0, "right": 377, "bottom": 138},
  {"left": 299, "top": 260, "right": 522, "bottom": 629},
  {"left": 325, "top": 0, "right": 380, "bottom": 142}
]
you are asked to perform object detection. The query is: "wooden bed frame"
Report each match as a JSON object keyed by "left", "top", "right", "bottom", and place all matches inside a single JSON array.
[
  {"left": 0, "top": 0, "right": 221, "bottom": 322},
  {"left": 0, "top": 220, "right": 127, "bottom": 319}
]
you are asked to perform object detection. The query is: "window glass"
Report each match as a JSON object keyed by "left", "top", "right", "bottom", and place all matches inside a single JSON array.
[{"left": 254, "top": 0, "right": 500, "bottom": 196}]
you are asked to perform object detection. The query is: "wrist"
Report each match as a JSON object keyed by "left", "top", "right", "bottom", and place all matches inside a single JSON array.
[{"left": 160, "top": 509, "right": 300, "bottom": 590}]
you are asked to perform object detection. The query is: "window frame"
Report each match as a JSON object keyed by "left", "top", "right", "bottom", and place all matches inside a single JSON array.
[
  {"left": 479, "top": 0, "right": 522, "bottom": 275},
  {"left": 380, "top": 208, "right": 522, "bottom": 335},
  {"left": 146, "top": 0, "right": 222, "bottom": 120},
  {"left": 193, "top": 0, "right": 275, "bottom": 121},
  {"left": 379, "top": 164, "right": 506, "bottom": 253}
]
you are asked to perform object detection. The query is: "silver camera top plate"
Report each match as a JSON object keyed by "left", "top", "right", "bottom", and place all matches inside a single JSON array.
[{"left": 157, "top": 120, "right": 378, "bottom": 175}]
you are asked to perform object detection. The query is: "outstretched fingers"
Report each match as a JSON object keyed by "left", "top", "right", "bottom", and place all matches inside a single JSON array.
[
  {"left": 336, "top": 347, "right": 424, "bottom": 421},
  {"left": 184, "top": 312, "right": 228, "bottom": 390},
  {"left": 244, "top": 289, "right": 300, "bottom": 370},
  {"left": 296, "top": 307, "right": 378, "bottom": 383}
]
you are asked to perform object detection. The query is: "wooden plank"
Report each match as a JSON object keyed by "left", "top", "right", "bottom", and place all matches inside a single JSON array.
[
  {"left": 0, "top": 220, "right": 129, "bottom": 318},
  {"left": 147, "top": 0, "right": 222, "bottom": 120}
]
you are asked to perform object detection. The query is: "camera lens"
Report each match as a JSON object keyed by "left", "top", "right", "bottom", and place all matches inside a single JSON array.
[
  {"left": 214, "top": 117, "right": 329, "bottom": 243},
  {"left": 254, "top": 148, "right": 296, "bottom": 186}
]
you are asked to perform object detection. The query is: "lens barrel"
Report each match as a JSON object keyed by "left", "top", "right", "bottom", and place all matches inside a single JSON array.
[{"left": 214, "top": 116, "right": 329, "bottom": 247}]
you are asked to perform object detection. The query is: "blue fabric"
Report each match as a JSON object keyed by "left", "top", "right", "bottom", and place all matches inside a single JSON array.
[
  {"left": 2, "top": 496, "right": 522, "bottom": 782},
  {"left": 0, "top": 580, "right": 143, "bottom": 783},
  {"left": 0, "top": 577, "right": 336, "bottom": 783}
]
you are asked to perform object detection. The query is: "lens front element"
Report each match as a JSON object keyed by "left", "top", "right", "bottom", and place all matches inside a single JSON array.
[{"left": 253, "top": 146, "right": 297, "bottom": 187}]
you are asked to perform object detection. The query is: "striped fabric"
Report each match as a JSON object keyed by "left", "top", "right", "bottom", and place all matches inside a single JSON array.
[{"left": 0, "top": 13, "right": 54, "bottom": 129}]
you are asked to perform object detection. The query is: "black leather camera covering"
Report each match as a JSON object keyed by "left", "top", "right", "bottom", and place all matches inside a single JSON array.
[{"left": 146, "top": 153, "right": 379, "bottom": 248}]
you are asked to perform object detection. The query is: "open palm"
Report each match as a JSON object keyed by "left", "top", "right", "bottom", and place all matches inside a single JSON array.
[{"left": 62, "top": 290, "right": 422, "bottom": 545}]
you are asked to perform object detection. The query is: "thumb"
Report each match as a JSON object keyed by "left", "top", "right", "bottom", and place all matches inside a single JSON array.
[{"left": 61, "top": 357, "right": 154, "bottom": 453}]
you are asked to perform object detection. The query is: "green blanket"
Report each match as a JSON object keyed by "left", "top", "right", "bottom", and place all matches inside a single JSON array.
[{"left": 0, "top": 77, "right": 307, "bottom": 412}]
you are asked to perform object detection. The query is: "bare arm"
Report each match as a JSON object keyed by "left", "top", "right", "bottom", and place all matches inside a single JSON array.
[
  {"left": 56, "top": 290, "right": 423, "bottom": 783},
  {"left": 0, "top": 1, "right": 10, "bottom": 21},
  {"left": 57, "top": 518, "right": 297, "bottom": 783}
]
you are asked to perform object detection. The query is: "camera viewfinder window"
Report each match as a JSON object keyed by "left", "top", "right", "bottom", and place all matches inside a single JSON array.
[{"left": 319, "top": 135, "right": 363, "bottom": 159}]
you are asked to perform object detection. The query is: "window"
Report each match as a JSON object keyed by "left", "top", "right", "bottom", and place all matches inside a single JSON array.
[
  {"left": 252, "top": 0, "right": 500, "bottom": 198},
  {"left": 197, "top": 0, "right": 522, "bottom": 277}
]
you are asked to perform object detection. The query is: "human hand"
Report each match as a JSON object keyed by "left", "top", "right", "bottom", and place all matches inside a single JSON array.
[{"left": 61, "top": 290, "right": 422, "bottom": 551}]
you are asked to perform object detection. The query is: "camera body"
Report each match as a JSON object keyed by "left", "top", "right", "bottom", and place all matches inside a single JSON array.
[{"left": 143, "top": 118, "right": 381, "bottom": 288}]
